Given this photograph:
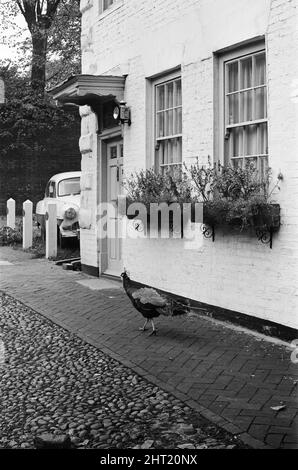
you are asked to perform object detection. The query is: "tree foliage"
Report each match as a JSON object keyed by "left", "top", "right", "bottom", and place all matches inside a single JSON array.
[
  {"left": 0, "top": 0, "right": 81, "bottom": 93},
  {"left": 46, "top": 0, "right": 81, "bottom": 88},
  {"left": 0, "top": 65, "right": 78, "bottom": 156},
  {"left": 0, "top": 2, "right": 81, "bottom": 215},
  {"left": 0, "top": 0, "right": 81, "bottom": 152}
]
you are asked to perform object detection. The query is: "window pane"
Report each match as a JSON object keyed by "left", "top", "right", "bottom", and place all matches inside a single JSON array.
[
  {"left": 103, "top": 0, "right": 114, "bottom": 11},
  {"left": 175, "top": 80, "right": 182, "bottom": 106},
  {"left": 245, "top": 125, "right": 257, "bottom": 156},
  {"left": 58, "top": 178, "right": 81, "bottom": 197},
  {"left": 228, "top": 93, "right": 239, "bottom": 124},
  {"left": 246, "top": 157, "right": 258, "bottom": 168},
  {"left": 259, "top": 156, "right": 268, "bottom": 178},
  {"left": 175, "top": 107, "right": 182, "bottom": 134},
  {"left": 255, "top": 87, "right": 267, "bottom": 119},
  {"left": 165, "top": 110, "right": 173, "bottom": 136},
  {"left": 162, "top": 141, "right": 168, "bottom": 166},
  {"left": 240, "top": 57, "right": 253, "bottom": 89},
  {"left": 240, "top": 90, "right": 253, "bottom": 122},
  {"left": 157, "top": 138, "right": 182, "bottom": 171},
  {"left": 155, "top": 143, "right": 162, "bottom": 168},
  {"left": 258, "top": 123, "right": 268, "bottom": 155},
  {"left": 168, "top": 140, "right": 173, "bottom": 166},
  {"left": 47, "top": 182, "right": 56, "bottom": 198},
  {"left": 157, "top": 85, "right": 165, "bottom": 111},
  {"left": 230, "top": 128, "right": 243, "bottom": 157},
  {"left": 166, "top": 82, "right": 174, "bottom": 108},
  {"left": 110, "top": 146, "right": 117, "bottom": 159},
  {"left": 233, "top": 158, "right": 244, "bottom": 169},
  {"left": 157, "top": 112, "right": 164, "bottom": 138},
  {"left": 255, "top": 53, "right": 266, "bottom": 86},
  {"left": 227, "top": 61, "right": 239, "bottom": 92},
  {"left": 171, "top": 139, "right": 178, "bottom": 164},
  {"left": 176, "top": 137, "right": 182, "bottom": 163},
  {"left": 227, "top": 123, "right": 268, "bottom": 163}
]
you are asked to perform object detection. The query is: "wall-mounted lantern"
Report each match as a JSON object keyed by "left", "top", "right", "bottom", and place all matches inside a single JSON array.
[{"left": 113, "top": 100, "right": 131, "bottom": 126}]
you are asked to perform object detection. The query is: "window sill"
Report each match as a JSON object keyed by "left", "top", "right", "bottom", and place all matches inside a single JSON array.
[{"left": 99, "top": 0, "right": 123, "bottom": 21}]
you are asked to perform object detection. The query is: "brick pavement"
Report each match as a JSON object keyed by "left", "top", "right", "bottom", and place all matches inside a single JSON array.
[{"left": 0, "top": 246, "right": 297, "bottom": 449}]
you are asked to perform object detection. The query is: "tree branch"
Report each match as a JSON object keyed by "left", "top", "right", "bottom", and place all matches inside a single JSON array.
[
  {"left": 47, "top": 0, "right": 61, "bottom": 22},
  {"left": 16, "top": 0, "right": 25, "bottom": 16},
  {"left": 16, "top": 0, "right": 38, "bottom": 31}
]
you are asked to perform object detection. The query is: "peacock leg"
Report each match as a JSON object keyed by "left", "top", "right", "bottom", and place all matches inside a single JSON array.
[
  {"left": 139, "top": 319, "right": 149, "bottom": 331},
  {"left": 149, "top": 320, "right": 157, "bottom": 336}
]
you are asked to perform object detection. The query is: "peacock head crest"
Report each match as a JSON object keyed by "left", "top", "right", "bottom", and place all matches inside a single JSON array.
[{"left": 121, "top": 268, "right": 130, "bottom": 279}]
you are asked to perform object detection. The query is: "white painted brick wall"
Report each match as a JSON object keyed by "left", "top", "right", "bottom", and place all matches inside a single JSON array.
[{"left": 80, "top": 0, "right": 298, "bottom": 329}]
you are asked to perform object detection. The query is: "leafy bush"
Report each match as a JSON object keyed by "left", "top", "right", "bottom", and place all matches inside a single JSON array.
[
  {"left": 188, "top": 159, "right": 281, "bottom": 230},
  {"left": 0, "top": 226, "right": 22, "bottom": 246},
  {"left": 123, "top": 160, "right": 282, "bottom": 231},
  {"left": 124, "top": 169, "right": 197, "bottom": 210},
  {"left": 213, "top": 163, "right": 267, "bottom": 200},
  {"left": 188, "top": 159, "right": 267, "bottom": 201},
  {"left": 186, "top": 160, "right": 215, "bottom": 202}
]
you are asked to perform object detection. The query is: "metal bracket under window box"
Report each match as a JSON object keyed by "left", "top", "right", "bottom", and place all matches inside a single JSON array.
[
  {"left": 201, "top": 223, "right": 279, "bottom": 249},
  {"left": 201, "top": 203, "right": 280, "bottom": 249}
]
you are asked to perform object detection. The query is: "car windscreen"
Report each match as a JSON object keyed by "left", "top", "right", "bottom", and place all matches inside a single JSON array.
[{"left": 58, "top": 178, "right": 81, "bottom": 197}]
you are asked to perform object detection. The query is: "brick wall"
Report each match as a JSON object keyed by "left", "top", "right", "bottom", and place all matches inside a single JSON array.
[
  {"left": 79, "top": 0, "right": 298, "bottom": 329},
  {"left": 0, "top": 111, "right": 81, "bottom": 215}
]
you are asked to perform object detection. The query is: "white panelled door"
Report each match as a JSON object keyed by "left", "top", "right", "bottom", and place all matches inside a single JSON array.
[{"left": 106, "top": 141, "right": 124, "bottom": 276}]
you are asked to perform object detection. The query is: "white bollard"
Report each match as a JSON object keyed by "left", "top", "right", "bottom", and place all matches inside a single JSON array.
[
  {"left": 23, "top": 200, "right": 33, "bottom": 250},
  {"left": 46, "top": 202, "right": 57, "bottom": 259},
  {"left": 7, "top": 198, "right": 16, "bottom": 230}
]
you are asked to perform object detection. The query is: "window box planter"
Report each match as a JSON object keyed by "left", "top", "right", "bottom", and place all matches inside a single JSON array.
[
  {"left": 122, "top": 163, "right": 283, "bottom": 248},
  {"left": 202, "top": 202, "right": 280, "bottom": 248},
  {"left": 123, "top": 169, "right": 200, "bottom": 235},
  {"left": 250, "top": 203, "right": 280, "bottom": 230}
]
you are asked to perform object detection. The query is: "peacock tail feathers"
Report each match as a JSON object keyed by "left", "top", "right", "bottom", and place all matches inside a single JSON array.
[{"left": 132, "top": 287, "right": 167, "bottom": 307}]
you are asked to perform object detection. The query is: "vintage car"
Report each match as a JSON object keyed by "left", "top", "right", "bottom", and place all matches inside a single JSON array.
[{"left": 36, "top": 172, "right": 81, "bottom": 247}]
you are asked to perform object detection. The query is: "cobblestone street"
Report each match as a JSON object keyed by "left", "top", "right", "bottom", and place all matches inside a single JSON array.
[
  {"left": 0, "top": 247, "right": 297, "bottom": 449},
  {"left": 0, "top": 294, "right": 243, "bottom": 450}
]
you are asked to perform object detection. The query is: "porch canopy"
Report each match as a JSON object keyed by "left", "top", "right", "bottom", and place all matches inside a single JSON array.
[{"left": 48, "top": 74, "right": 126, "bottom": 107}]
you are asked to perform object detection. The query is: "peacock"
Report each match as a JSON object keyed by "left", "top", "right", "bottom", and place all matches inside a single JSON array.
[{"left": 121, "top": 270, "right": 190, "bottom": 336}]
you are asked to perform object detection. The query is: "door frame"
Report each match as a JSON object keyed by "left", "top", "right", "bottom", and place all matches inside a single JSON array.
[
  {"left": 106, "top": 140, "right": 124, "bottom": 275},
  {"left": 98, "top": 130, "right": 123, "bottom": 276}
]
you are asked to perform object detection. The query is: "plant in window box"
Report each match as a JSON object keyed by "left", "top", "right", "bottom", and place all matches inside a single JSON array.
[
  {"left": 122, "top": 169, "right": 198, "bottom": 232},
  {"left": 223, "top": 194, "right": 281, "bottom": 231},
  {"left": 187, "top": 159, "right": 282, "bottom": 246}
]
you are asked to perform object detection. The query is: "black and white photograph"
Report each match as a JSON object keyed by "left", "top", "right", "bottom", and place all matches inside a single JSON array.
[{"left": 0, "top": 0, "right": 297, "bottom": 459}]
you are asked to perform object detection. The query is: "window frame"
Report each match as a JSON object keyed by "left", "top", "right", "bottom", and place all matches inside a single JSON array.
[
  {"left": 98, "top": 0, "right": 123, "bottom": 18},
  {"left": 217, "top": 41, "right": 268, "bottom": 171},
  {"left": 151, "top": 71, "right": 183, "bottom": 173}
]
